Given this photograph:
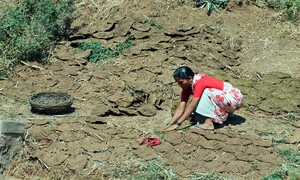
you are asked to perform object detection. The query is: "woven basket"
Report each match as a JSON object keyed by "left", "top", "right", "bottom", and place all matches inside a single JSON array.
[{"left": 30, "top": 92, "right": 73, "bottom": 114}]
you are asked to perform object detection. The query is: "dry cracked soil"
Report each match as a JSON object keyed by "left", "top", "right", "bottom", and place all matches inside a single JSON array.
[{"left": 0, "top": 0, "right": 300, "bottom": 179}]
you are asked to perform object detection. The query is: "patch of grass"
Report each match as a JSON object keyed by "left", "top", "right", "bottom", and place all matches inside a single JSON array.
[
  {"left": 256, "top": 130, "right": 288, "bottom": 146},
  {"left": 279, "top": 149, "right": 300, "bottom": 165},
  {"left": 0, "top": 0, "right": 75, "bottom": 71},
  {"left": 263, "top": 149, "right": 300, "bottom": 179},
  {"left": 78, "top": 37, "right": 131, "bottom": 64},
  {"left": 275, "top": 0, "right": 300, "bottom": 21},
  {"left": 272, "top": 136, "right": 287, "bottom": 146},
  {"left": 134, "top": 161, "right": 177, "bottom": 180},
  {"left": 0, "top": 69, "right": 9, "bottom": 80},
  {"left": 277, "top": 22, "right": 299, "bottom": 38},
  {"left": 111, "top": 161, "right": 177, "bottom": 179},
  {"left": 112, "top": 163, "right": 133, "bottom": 178},
  {"left": 263, "top": 164, "right": 289, "bottom": 180},
  {"left": 286, "top": 113, "right": 297, "bottom": 122},
  {"left": 251, "top": 0, "right": 300, "bottom": 21},
  {"left": 148, "top": 19, "right": 164, "bottom": 29},
  {"left": 263, "top": 164, "right": 300, "bottom": 180}
]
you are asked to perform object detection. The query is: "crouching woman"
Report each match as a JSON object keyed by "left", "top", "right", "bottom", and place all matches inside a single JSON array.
[{"left": 161, "top": 66, "right": 244, "bottom": 131}]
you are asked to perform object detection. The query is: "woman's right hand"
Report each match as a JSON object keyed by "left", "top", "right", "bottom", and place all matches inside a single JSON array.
[
  {"left": 159, "top": 126, "right": 167, "bottom": 132},
  {"left": 161, "top": 124, "right": 179, "bottom": 132}
]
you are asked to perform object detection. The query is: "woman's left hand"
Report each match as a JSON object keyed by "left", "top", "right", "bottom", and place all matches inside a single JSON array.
[{"left": 162, "top": 124, "right": 179, "bottom": 132}]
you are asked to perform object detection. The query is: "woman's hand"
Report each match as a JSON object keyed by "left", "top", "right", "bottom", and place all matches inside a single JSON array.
[{"left": 161, "top": 124, "right": 179, "bottom": 132}]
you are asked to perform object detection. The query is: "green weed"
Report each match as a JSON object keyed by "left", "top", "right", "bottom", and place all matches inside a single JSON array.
[
  {"left": 286, "top": 113, "right": 297, "bottom": 122},
  {"left": 279, "top": 149, "right": 300, "bottom": 165},
  {"left": 112, "top": 163, "right": 133, "bottom": 178},
  {"left": 0, "top": 0, "right": 75, "bottom": 71},
  {"left": 272, "top": 136, "right": 287, "bottom": 146},
  {"left": 148, "top": 19, "right": 164, "bottom": 29},
  {"left": 195, "top": 0, "right": 228, "bottom": 15},
  {"left": 263, "top": 164, "right": 300, "bottom": 180},
  {"left": 78, "top": 37, "right": 131, "bottom": 64},
  {"left": 0, "top": 69, "right": 9, "bottom": 80},
  {"left": 111, "top": 161, "right": 176, "bottom": 180},
  {"left": 263, "top": 149, "right": 300, "bottom": 179},
  {"left": 134, "top": 161, "right": 177, "bottom": 180},
  {"left": 256, "top": 130, "right": 288, "bottom": 146},
  {"left": 263, "top": 164, "right": 289, "bottom": 180}
]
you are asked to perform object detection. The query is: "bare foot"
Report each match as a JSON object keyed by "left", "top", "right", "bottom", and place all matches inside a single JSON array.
[{"left": 193, "top": 118, "right": 214, "bottom": 130}]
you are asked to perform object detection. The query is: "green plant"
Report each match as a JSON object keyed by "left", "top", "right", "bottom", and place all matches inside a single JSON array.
[
  {"left": 263, "top": 164, "right": 289, "bottom": 180},
  {"left": 263, "top": 149, "right": 300, "bottom": 179},
  {"left": 272, "top": 136, "right": 286, "bottom": 146},
  {"left": 279, "top": 149, "right": 300, "bottom": 165},
  {"left": 195, "top": 0, "right": 228, "bottom": 15},
  {"left": 287, "top": 113, "right": 296, "bottom": 121},
  {"left": 0, "top": 0, "right": 75, "bottom": 71},
  {"left": 135, "top": 161, "right": 177, "bottom": 180},
  {"left": 111, "top": 161, "right": 176, "bottom": 179},
  {"left": 148, "top": 19, "right": 164, "bottom": 29},
  {"left": 263, "top": 163, "right": 300, "bottom": 180},
  {"left": 0, "top": 69, "right": 9, "bottom": 80},
  {"left": 78, "top": 37, "right": 131, "bottom": 64},
  {"left": 275, "top": 0, "right": 300, "bottom": 21}
]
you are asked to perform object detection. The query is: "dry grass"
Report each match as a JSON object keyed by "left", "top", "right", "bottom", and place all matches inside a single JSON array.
[{"left": 77, "top": 0, "right": 139, "bottom": 20}]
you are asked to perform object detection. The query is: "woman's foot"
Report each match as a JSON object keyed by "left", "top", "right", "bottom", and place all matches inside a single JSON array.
[{"left": 193, "top": 118, "right": 214, "bottom": 130}]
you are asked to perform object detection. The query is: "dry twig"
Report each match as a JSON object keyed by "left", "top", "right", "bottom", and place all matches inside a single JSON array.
[
  {"left": 21, "top": 61, "right": 44, "bottom": 70},
  {"left": 91, "top": 132, "right": 104, "bottom": 141}
]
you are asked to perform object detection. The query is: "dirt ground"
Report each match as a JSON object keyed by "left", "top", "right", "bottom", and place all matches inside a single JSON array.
[{"left": 0, "top": 0, "right": 300, "bottom": 179}]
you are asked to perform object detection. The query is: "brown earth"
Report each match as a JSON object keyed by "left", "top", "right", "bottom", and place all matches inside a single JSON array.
[{"left": 1, "top": 0, "right": 300, "bottom": 179}]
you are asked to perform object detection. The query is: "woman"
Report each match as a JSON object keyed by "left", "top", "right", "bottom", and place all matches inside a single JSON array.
[{"left": 162, "top": 66, "right": 243, "bottom": 131}]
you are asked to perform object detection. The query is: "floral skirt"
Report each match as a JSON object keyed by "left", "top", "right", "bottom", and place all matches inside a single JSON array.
[{"left": 194, "top": 82, "right": 244, "bottom": 124}]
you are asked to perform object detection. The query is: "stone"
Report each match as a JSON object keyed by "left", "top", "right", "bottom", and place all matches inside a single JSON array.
[
  {"left": 0, "top": 121, "right": 25, "bottom": 134},
  {"left": 138, "top": 104, "right": 157, "bottom": 117},
  {"left": 0, "top": 121, "right": 25, "bottom": 174},
  {"left": 131, "top": 22, "right": 151, "bottom": 32}
]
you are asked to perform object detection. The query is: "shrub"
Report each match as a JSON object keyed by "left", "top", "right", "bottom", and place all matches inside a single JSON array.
[
  {"left": 275, "top": 0, "right": 300, "bottom": 21},
  {"left": 0, "top": 0, "right": 75, "bottom": 70},
  {"left": 251, "top": 0, "right": 300, "bottom": 21},
  {"left": 78, "top": 37, "right": 132, "bottom": 64}
]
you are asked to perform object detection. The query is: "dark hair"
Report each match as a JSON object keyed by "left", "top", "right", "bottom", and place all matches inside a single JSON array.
[{"left": 173, "top": 66, "right": 194, "bottom": 79}]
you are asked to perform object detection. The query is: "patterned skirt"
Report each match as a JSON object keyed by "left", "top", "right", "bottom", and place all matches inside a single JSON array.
[{"left": 195, "top": 82, "right": 244, "bottom": 124}]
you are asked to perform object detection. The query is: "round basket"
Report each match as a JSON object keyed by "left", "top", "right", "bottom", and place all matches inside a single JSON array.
[{"left": 29, "top": 92, "right": 73, "bottom": 114}]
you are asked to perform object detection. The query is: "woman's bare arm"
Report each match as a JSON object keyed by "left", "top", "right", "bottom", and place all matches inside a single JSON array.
[{"left": 169, "top": 101, "right": 186, "bottom": 125}]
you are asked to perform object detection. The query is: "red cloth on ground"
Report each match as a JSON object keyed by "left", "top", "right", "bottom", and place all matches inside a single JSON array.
[{"left": 139, "top": 137, "right": 161, "bottom": 146}]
